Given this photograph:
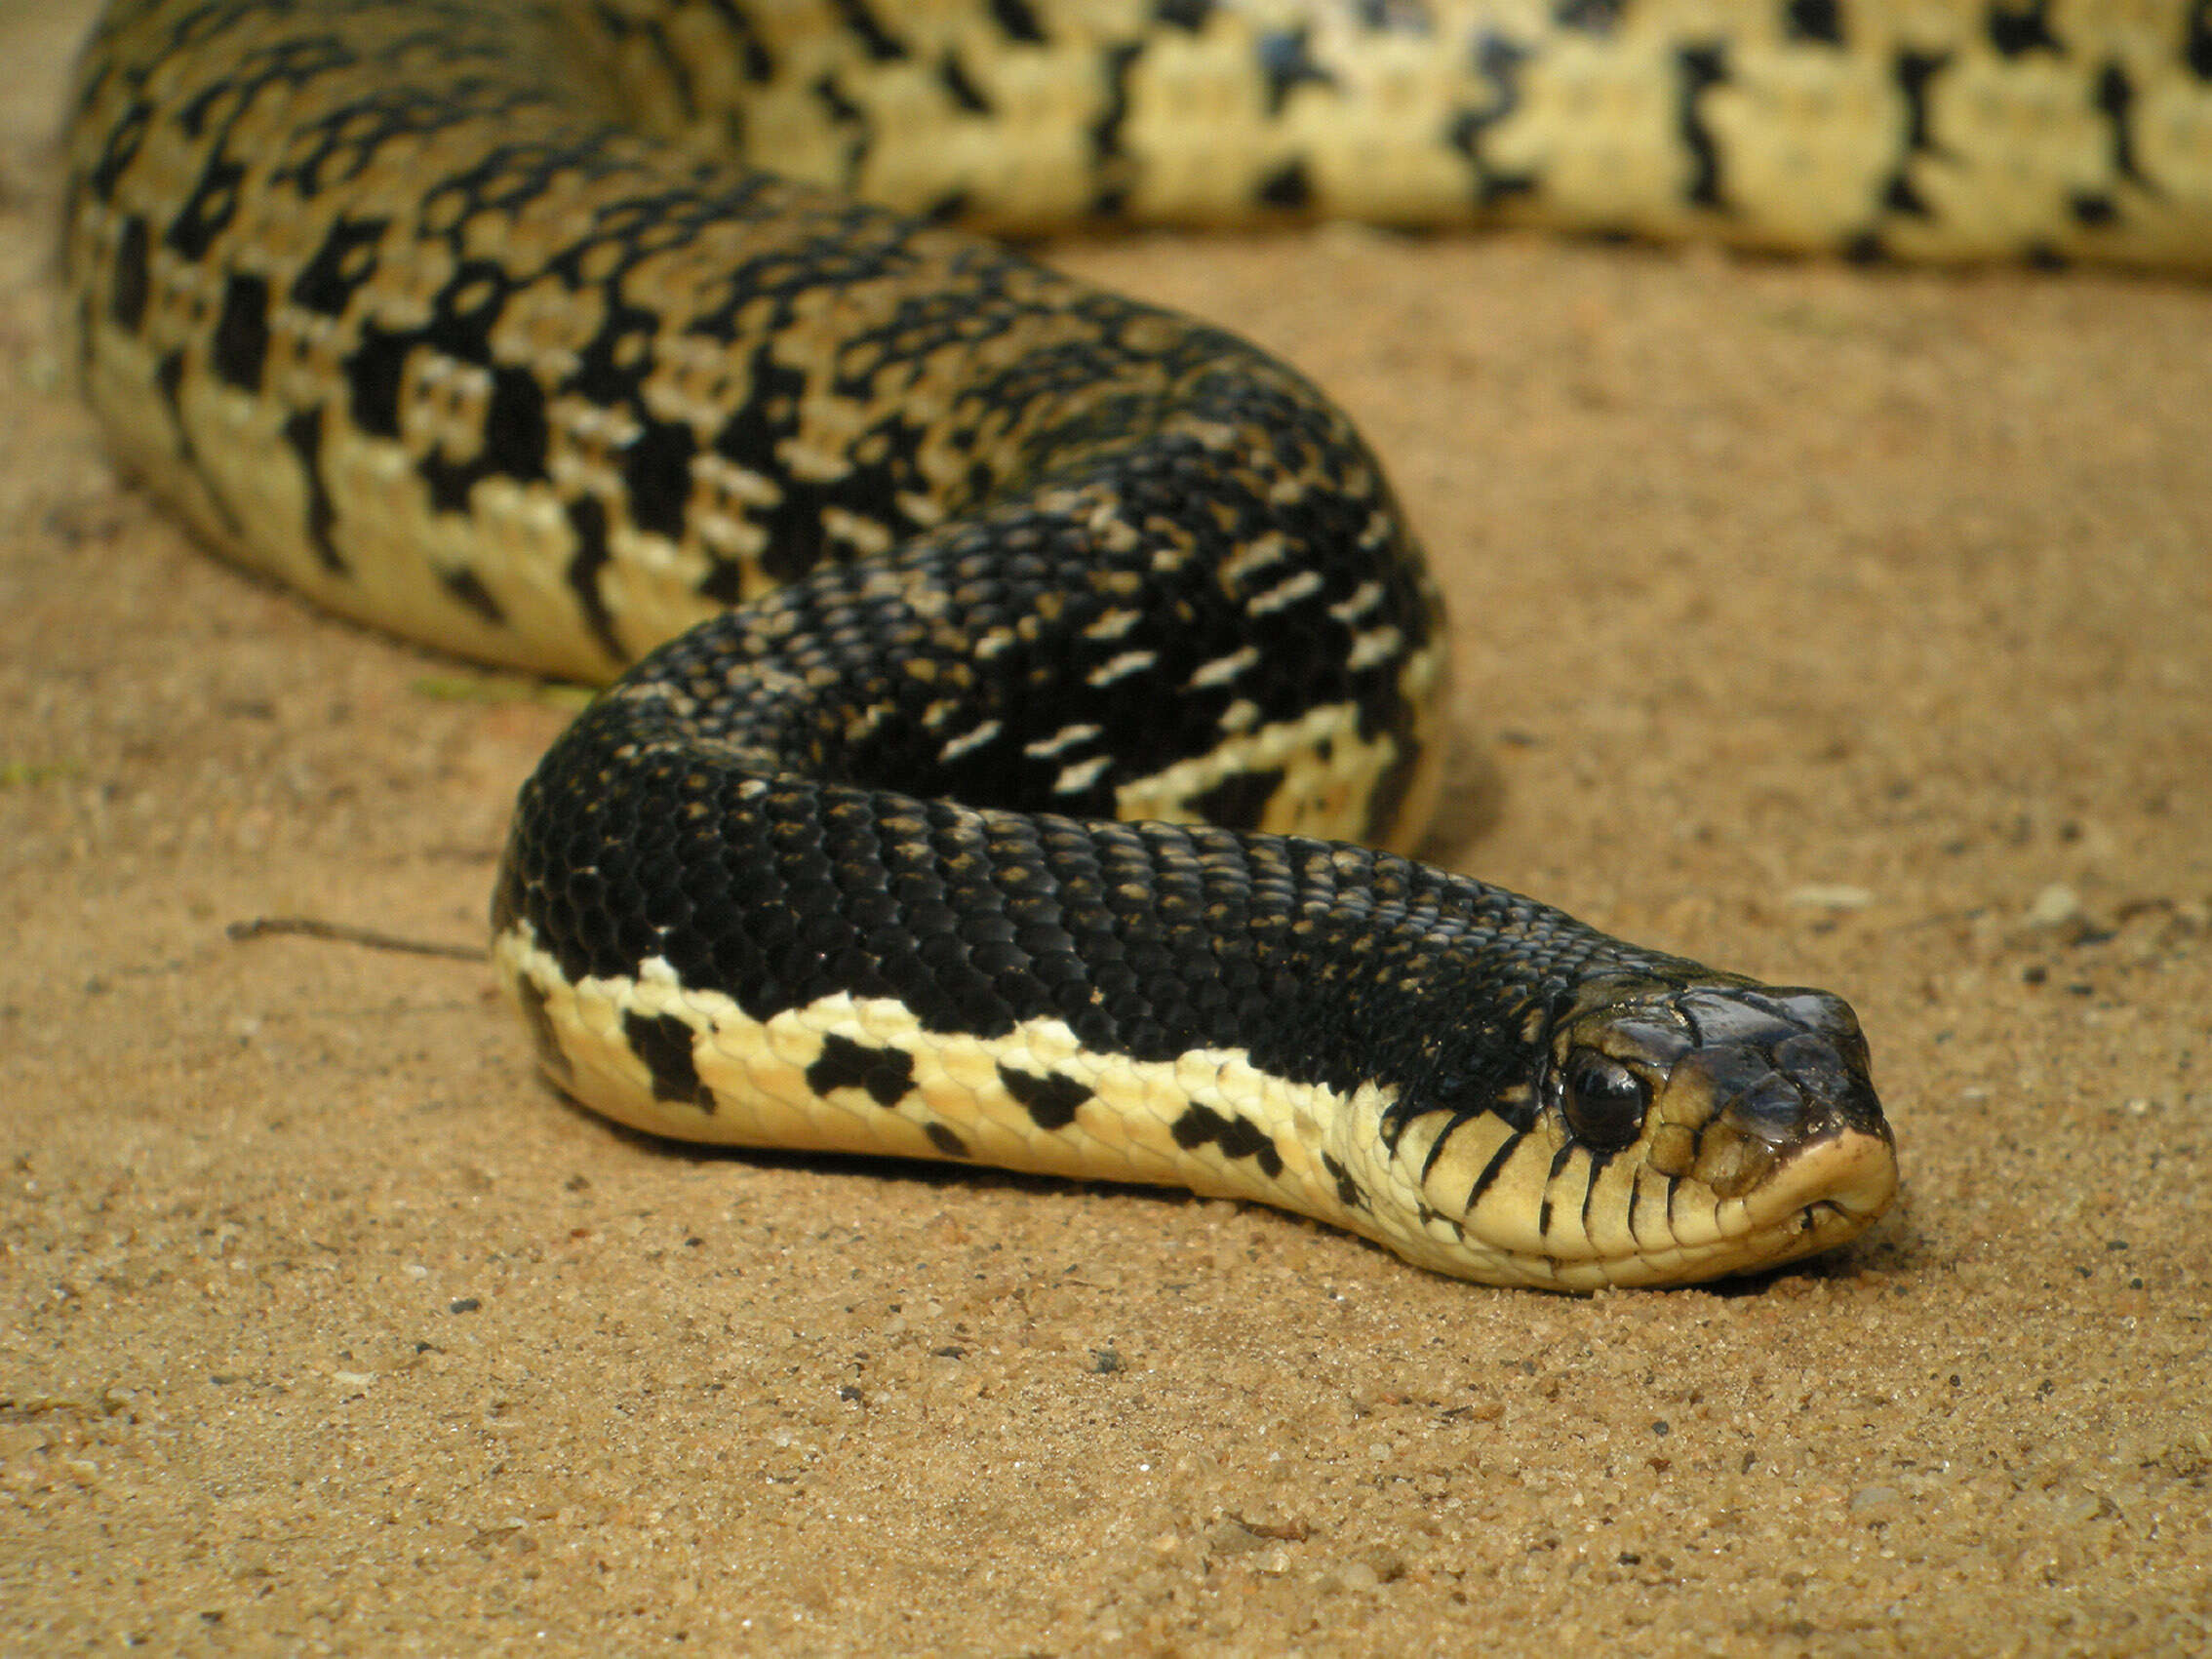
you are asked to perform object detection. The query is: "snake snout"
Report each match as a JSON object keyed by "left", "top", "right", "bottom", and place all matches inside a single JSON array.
[
  {"left": 1637, "top": 984, "right": 1893, "bottom": 1208},
  {"left": 1706, "top": 1035, "right": 1888, "bottom": 1153},
  {"left": 1718, "top": 1066, "right": 1818, "bottom": 1146},
  {"left": 1678, "top": 987, "right": 1886, "bottom": 1136}
]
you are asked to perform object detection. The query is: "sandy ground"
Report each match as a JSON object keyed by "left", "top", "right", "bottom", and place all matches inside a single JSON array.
[{"left": 4, "top": 2, "right": 2210, "bottom": 1652}]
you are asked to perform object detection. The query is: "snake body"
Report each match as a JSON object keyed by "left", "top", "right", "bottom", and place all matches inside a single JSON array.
[{"left": 70, "top": 0, "right": 2212, "bottom": 1287}]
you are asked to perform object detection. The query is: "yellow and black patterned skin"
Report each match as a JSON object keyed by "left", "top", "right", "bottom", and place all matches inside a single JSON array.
[{"left": 69, "top": 0, "right": 2212, "bottom": 1286}]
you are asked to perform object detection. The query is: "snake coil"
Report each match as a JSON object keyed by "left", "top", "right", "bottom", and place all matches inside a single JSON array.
[{"left": 74, "top": 0, "right": 2212, "bottom": 1283}]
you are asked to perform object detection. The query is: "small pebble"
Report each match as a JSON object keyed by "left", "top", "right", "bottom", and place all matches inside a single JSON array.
[
  {"left": 2026, "top": 883, "right": 2080, "bottom": 927},
  {"left": 1786, "top": 884, "right": 1874, "bottom": 910}
]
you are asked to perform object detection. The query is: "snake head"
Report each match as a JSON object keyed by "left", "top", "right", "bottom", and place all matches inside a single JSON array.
[
  {"left": 1402, "top": 974, "right": 1898, "bottom": 1288},
  {"left": 1545, "top": 976, "right": 1898, "bottom": 1285}
]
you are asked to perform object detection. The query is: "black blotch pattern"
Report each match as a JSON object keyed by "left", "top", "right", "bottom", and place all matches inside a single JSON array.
[
  {"left": 989, "top": 0, "right": 1047, "bottom": 42},
  {"left": 830, "top": 0, "right": 907, "bottom": 61},
  {"left": 1446, "top": 37, "right": 1541, "bottom": 209},
  {"left": 1784, "top": 0, "right": 1843, "bottom": 46},
  {"left": 1554, "top": 0, "right": 1624, "bottom": 33},
  {"left": 1883, "top": 172, "right": 1931, "bottom": 218},
  {"left": 925, "top": 1122, "right": 970, "bottom": 1157},
  {"left": 619, "top": 420, "right": 696, "bottom": 542},
  {"left": 811, "top": 68, "right": 870, "bottom": 147},
  {"left": 345, "top": 326, "right": 410, "bottom": 441},
  {"left": 921, "top": 188, "right": 972, "bottom": 224},
  {"left": 624, "top": 1010, "right": 713, "bottom": 1107},
  {"left": 1322, "top": 1151, "right": 1367, "bottom": 1211},
  {"left": 1871, "top": 48, "right": 1951, "bottom": 225},
  {"left": 109, "top": 215, "right": 150, "bottom": 333},
  {"left": 440, "top": 564, "right": 506, "bottom": 625},
  {"left": 570, "top": 297, "right": 662, "bottom": 408},
  {"left": 279, "top": 406, "right": 346, "bottom": 574},
  {"left": 1088, "top": 41, "right": 1144, "bottom": 210},
  {"left": 2093, "top": 62, "right": 2144, "bottom": 187},
  {"left": 998, "top": 1063, "right": 1091, "bottom": 1130},
  {"left": 483, "top": 367, "right": 551, "bottom": 482},
  {"left": 2072, "top": 191, "right": 2117, "bottom": 227},
  {"left": 85, "top": 98, "right": 150, "bottom": 204},
  {"left": 937, "top": 52, "right": 993, "bottom": 116},
  {"left": 807, "top": 1032, "right": 917, "bottom": 1107},
  {"left": 1256, "top": 159, "right": 1312, "bottom": 212},
  {"left": 1988, "top": 0, "right": 2060, "bottom": 58},
  {"left": 1894, "top": 49, "right": 1946, "bottom": 156},
  {"left": 562, "top": 495, "right": 623, "bottom": 662},
  {"left": 707, "top": 351, "right": 906, "bottom": 586},
  {"left": 1172, "top": 1102, "right": 1284, "bottom": 1179},
  {"left": 213, "top": 271, "right": 270, "bottom": 391},
  {"left": 376, "top": 263, "right": 552, "bottom": 521},
  {"left": 1675, "top": 45, "right": 1728, "bottom": 210},
  {"left": 292, "top": 216, "right": 389, "bottom": 317},
  {"left": 163, "top": 153, "right": 244, "bottom": 262},
  {"left": 154, "top": 349, "right": 188, "bottom": 443},
  {"left": 1255, "top": 27, "right": 1337, "bottom": 116},
  {"left": 515, "top": 976, "right": 572, "bottom": 1082}
]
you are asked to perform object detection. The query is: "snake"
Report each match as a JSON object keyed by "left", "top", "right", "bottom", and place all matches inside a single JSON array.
[{"left": 59, "top": 0, "right": 2208, "bottom": 1288}]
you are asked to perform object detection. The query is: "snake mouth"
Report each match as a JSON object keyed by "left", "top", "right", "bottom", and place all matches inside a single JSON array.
[
  {"left": 1401, "top": 1103, "right": 1900, "bottom": 1291},
  {"left": 1733, "top": 1124, "right": 1900, "bottom": 1261},
  {"left": 1560, "top": 1123, "right": 1901, "bottom": 1291}
]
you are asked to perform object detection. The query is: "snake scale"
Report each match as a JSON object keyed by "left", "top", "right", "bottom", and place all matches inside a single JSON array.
[{"left": 59, "top": 0, "right": 2210, "bottom": 1286}]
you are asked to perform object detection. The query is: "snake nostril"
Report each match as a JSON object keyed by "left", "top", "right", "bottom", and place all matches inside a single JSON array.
[
  {"left": 1772, "top": 1032, "right": 1886, "bottom": 1134},
  {"left": 1775, "top": 1032, "right": 1854, "bottom": 1092},
  {"left": 1721, "top": 1073, "right": 1811, "bottom": 1145}
]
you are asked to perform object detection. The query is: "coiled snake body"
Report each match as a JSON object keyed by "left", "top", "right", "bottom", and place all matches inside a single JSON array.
[{"left": 67, "top": 0, "right": 2209, "bottom": 1285}]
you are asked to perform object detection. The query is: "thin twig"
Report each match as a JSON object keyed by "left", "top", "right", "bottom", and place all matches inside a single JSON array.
[{"left": 226, "top": 916, "right": 488, "bottom": 963}]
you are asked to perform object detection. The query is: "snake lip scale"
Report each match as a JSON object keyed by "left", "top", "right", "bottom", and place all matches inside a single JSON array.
[{"left": 70, "top": 0, "right": 2212, "bottom": 1287}]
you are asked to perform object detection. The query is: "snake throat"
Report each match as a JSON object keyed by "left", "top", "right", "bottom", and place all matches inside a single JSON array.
[{"left": 117, "top": 0, "right": 2212, "bottom": 1284}]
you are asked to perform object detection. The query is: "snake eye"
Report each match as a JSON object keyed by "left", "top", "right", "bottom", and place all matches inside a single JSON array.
[{"left": 1560, "top": 1050, "right": 1648, "bottom": 1151}]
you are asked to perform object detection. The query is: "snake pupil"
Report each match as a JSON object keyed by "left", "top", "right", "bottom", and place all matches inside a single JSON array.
[{"left": 1560, "top": 1051, "right": 1649, "bottom": 1151}]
